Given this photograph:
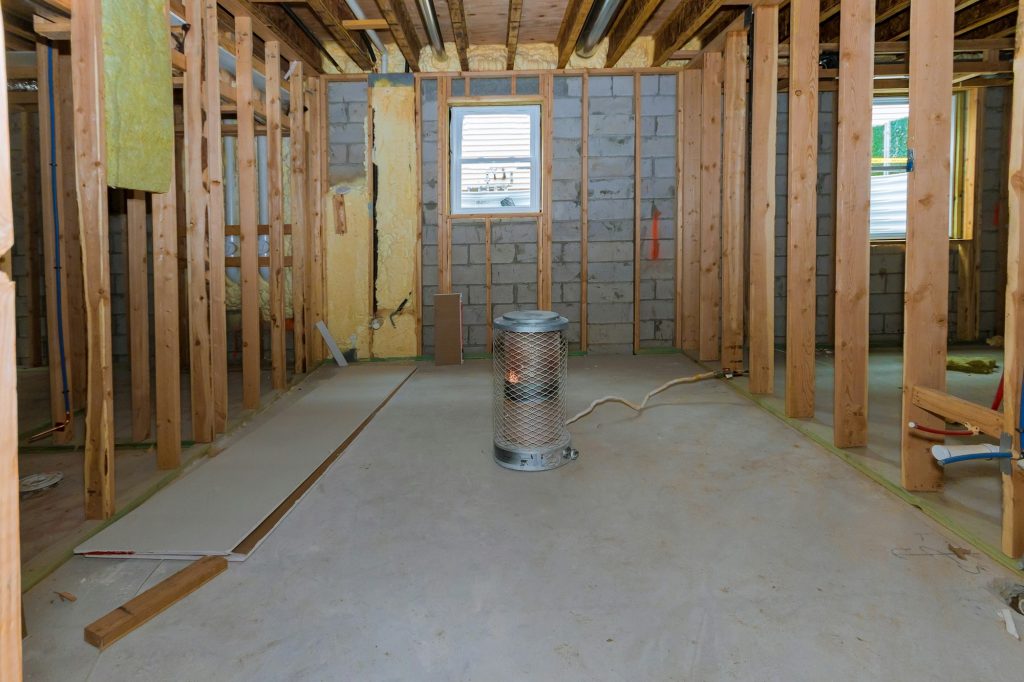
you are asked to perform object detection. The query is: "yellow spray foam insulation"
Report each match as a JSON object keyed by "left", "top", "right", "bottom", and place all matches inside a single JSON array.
[
  {"left": 325, "top": 180, "right": 372, "bottom": 359},
  {"left": 416, "top": 39, "right": 654, "bottom": 72},
  {"left": 102, "top": 0, "right": 173, "bottom": 192}
]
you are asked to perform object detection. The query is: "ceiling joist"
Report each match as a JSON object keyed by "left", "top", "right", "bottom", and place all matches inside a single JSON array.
[
  {"left": 652, "top": 0, "right": 732, "bottom": 67},
  {"left": 554, "top": 0, "right": 598, "bottom": 68},
  {"left": 376, "top": 0, "right": 422, "bottom": 71},
  {"left": 607, "top": 0, "right": 665, "bottom": 67},
  {"left": 447, "top": 0, "right": 471, "bottom": 70},
  {"left": 304, "top": 0, "right": 375, "bottom": 70},
  {"left": 506, "top": 0, "right": 524, "bottom": 70}
]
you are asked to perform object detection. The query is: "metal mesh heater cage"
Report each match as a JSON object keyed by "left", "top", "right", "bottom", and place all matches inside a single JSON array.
[{"left": 492, "top": 310, "right": 577, "bottom": 471}]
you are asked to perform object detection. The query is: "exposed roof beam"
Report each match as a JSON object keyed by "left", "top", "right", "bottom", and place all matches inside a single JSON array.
[
  {"left": 607, "top": 0, "right": 666, "bottom": 67},
  {"left": 506, "top": 0, "right": 523, "bottom": 70},
  {"left": 877, "top": 0, "right": 1013, "bottom": 42},
  {"left": 954, "top": 0, "right": 1018, "bottom": 36},
  {"left": 447, "top": 0, "right": 471, "bottom": 70},
  {"left": 219, "top": 0, "right": 324, "bottom": 73},
  {"left": 961, "top": 9, "right": 1018, "bottom": 38},
  {"left": 555, "top": 0, "right": 598, "bottom": 68},
  {"left": 652, "top": 0, "right": 732, "bottom": 67},
  {"left": 685, "top": 8, "right": 745, "bottom": 52},
  {"left": 305, "top": 0, "right": 375, "bottom": 70},
  {"left": 375, "top": 0, "right": 421, "bottom": 71}
]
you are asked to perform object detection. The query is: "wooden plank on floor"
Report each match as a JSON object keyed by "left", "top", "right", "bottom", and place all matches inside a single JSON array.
[
  {"left": 289, "top": 62, "right": 308, "bottom": 375},
  {"left": 679, "top": 67, "right": 702, "bottom": 355},
  {"left": 266, "top": 42, "right": 286, "bottom": 391},
  {"left": 153, "top": 168, "right": 181, "bottom": 470},
  {"left": 699, "top": 53, "right": 723, "bottom": 362},
  {"left": 833, "top": 0, "right": 874, "bottom": 448},
  {"left": 901, "top": 0, "right": 954, "bottom": 492},
  {"left": 185, "top": 0, "right": 213, "bottom": 442},
  {"left": 205, "top": 0, "right": 228, "bottom": 434},
  {"left": 721, "top": 30, "right": 748, "bottom": 372},
  {"left": 748, "top": 4, "right": 778, "bottom": 394},
  {"left": 785, "top": 0, "right": 819, "bottom": 419},
  {"left": 0, "top": 14, "right": 22, "bottom": 677},
  {"left": 84, "top": 556, "right": 227, "bottom": 650},
  {"left": 237, "top": 16, "right": 261, "bottom": 410},
  {"left": 1001, "top": 4, "right": 1024, "bottom": 557},
  {"left": 72, "top": 0, "right": 115, "bottom": 520},
  {"left": 35, "top": 43, "right": 73, "bottom": 444},
  {"left": 127, "top": 191, "right": 151, "bottom": 442}
]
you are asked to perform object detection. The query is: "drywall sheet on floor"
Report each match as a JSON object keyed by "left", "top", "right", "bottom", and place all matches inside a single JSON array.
[
  {"left": 76, "top": 364, "right": 415, "bottom": 560},
  {"left": 102, "top": 0, "right": 173, "bottom": 192}
]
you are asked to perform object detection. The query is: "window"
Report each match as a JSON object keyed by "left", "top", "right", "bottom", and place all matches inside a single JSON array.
[
  {"left": 869, "top": 94, "right": 966, "bottom": 240},
  {"left": 450, "top": 105, "right": 540, "bottom": 214}
]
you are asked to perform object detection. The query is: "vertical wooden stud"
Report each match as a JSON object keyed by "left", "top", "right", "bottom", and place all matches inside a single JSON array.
[
  {"left": 289, "top": 62, "right": 308, "bottom": 374},
  {"left": 699, "top": 53, "right": 723, "bottom": 362},
  {"left": 307, "top": 75, "right": 325, "bottom": 364},
  {"left": 785, "top": 0, "right": 819, "bottom": 419},
  {"left": 127, "top": 191, "right": 150, "bottom": 441},
  {"left": 721, "top": 31, "right": 748, "bottom": 371},
  {"left": 438, "top": 77, "right": 452, "bottom": 294},
  {"left": 900, "top": 0, "right": 954, "bottom": 491},
  {"left": 539, "top": 72, "right": 554, "bottom": 310},
  {"left": 633, "top": 72, "right": 642, "bottom": 353},
  {"left": 153, "top": 168, "right": 181, "bottom": 469},
  {"left": 833, "top": 0, "right": 874, "bottom": 448},
  {"left": 956, "top": 88, "right": 984, "bottom": 342},
  {"left": 266, "top": 42, "right": 286, "bottom": 390},
  {"left": 485, "top": 217, "right": 493, "bottom": 351},
  {"left": 581, "top": 73, "right": 590, "bottom": 352},
  {"left": 680, "top": 67, "right": 702, "bottom": 355},
  {"left": 22, "top": 111, "right": 42, "bottom": 368}
]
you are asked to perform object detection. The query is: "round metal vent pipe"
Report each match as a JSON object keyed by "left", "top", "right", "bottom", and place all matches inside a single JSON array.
[
  {"left": 414, "top": 0, "right": 447, "bottom": 58},
  {"left": 575, "top": 0, "right": 626, "bottom": 59}
]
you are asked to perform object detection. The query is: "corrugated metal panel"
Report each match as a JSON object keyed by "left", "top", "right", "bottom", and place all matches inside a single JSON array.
[{"left": 870, "top": 172, "right": 908, "bottom": 239}]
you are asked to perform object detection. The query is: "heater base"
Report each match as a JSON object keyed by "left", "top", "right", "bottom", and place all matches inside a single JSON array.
[{"left": 493, "top": 443, "right": 578, "bottom": 472}]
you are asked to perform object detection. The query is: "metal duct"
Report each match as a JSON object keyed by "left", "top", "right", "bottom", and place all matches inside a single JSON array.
[
  {"left": 414, "top": 0, "right": 447, "bottom": 58},
  {"left": 575, "top": 0, "right": 626, "bottom": 59}
]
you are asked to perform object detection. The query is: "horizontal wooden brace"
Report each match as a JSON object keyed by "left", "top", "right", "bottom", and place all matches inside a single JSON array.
[
  {"left": 224, "top": 223, "right": 292, "bottom": 236},
  {"left": 225, "top": 256, "right": 293, "bottom": 268},
  {"left": 911, "top": 386, "right": 1004, "bottom": 439}
]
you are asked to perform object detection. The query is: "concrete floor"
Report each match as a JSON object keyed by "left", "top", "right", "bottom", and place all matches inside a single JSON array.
[{"left": 22, "top": 355, "right": 1024, "bottom": 680}]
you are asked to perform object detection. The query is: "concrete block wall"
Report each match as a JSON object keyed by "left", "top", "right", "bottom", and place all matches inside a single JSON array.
[
  {"left": 638, "top": 74, "right": 677, "bottom": 348},
  {"left": 450, "top": 220, "right": 489, "bottom": 354},
  {"left": 552, "top": 76, "right": 583, "bottom": 348},
  {"left": 421, "top": 79, "right": 439, "bottom": 355},
  {"left": 327, "top": 81, "right": 369, "bottom": 185},
  {"left": 490, "top": 219, "right": 540, "bottom": 347}
]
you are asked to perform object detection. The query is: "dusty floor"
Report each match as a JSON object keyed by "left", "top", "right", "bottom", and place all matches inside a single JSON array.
[
  {"left": 731, "top": 347, "right": 1006, "bottom": 552},
  {"left": 22, "top": 355, "right": 1024, "bottom": 680}
]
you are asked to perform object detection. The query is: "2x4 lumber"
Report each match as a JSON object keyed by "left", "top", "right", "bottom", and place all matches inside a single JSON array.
[
  {"left": 633, "top": 72, "right": 642, "bottom": 353},
  {"left": 784, "top": 0, "right": 818, "bottom": 419},
  {"left": 289, "top": 62, "right": 308, "bottom": 374},
  {"left": 219, "top": 0, "right": 322, "bottom": 73},
  {"left": 679, "top": 68, "right": 702, "bottom": 354},
  {"left": 72, "top": 0, "right": 115, "bottom": 519},
  {"left": 35, "top": 43, "right": 73, "bottom": 443},
  {"left": 447, "top": 0, "right": 471, "bottom": 71},
  {"left": 84, "top": 556, "right": 227, "bottom": 650},
  {"left": 539, "top": 73, "right": 554, "bottom": 309},
  {"left": 1001, "top": 2, "right": 1024, "bottom": 556},
  {"left": 957, "top": 88, "right": 985, "bottom": 342},
  {"left": 911, "top": 386, "right": 1004, "bottom": 439},
  {"left": 900, "top": 0, "right": 955, "bottom": 492},
  {"left": 236, "top": 16, "right": 261, "bottom": 410},
  {"left": 506, "top": 0, "right": 524, "bottom": 70},
  {"left": 307, "top": 76, "right": 325, "bottom": 363},
  {"left": 33, "top": 14, "right": 68, "bottom": 40},
  {"left": 375, "top": 0, "right": 419, "bottom": 71},
  {"left": 555, "top": 0, "right": 597, "bottom": 68},
  {"left": 154, "top": 154, "right": 181, "bottom": 468},
  {"left": 22, "top": 110, "right": 42, "bottom": 367},
  {"left": 438, "top": 77, "right": 452, "bottom": 294},
  {"left": 127, "top": 192, "right": 151, "bottom": 442},
  {"left": 747, "top": 5, "right": 778, "bottom": 394},
  {"left": 607, "top": 0, "right": 664, "bottom": 67},
  {"left": 652, "top": 0, "right": 731, "bottom": 67},
  {"left": 185, "top": 0, "right": 214, "bottom": 443},
  {"left": 580, "top": 73, "right": 590, "bottom": 351},
  {"left": 0, "top": 14, "right": 22, "bottom": 679},
  {"left": 698, "top": 53, "right": 723, "bottom": 362},
  {"left": 721, "top": 30, "right": 748, "bottom": 371},
  {"left": 205, "top": 0, "right": 228, "bottom": 434},
  {"left": 955, "top": 0, "right": 1018, "bottom": 37},
  {"left": 266, "top": 41, "right": 286, "bottom": 390},
  {"left": 833, "top": 0, "right": 874, "bottom": 448},
  {"left": 303, "top": 0, "right": 376, "bottom": 70}
]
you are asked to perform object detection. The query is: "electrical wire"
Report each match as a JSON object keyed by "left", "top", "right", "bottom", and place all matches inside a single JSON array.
[
  {"left": 46, "top": 46, "right": 70, "bottom": 418},
  {"left": 566, "top": 371, "right": 721, "bottom": 425}
]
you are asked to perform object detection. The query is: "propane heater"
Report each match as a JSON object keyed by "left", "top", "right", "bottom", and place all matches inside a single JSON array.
[{"left": 492, "top": 310, "right": 578, "bottom": 471}]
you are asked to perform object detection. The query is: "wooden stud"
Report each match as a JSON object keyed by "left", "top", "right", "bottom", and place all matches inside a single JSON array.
[
  {"left": 236, "top": 16, "right": 261, "bottom": 410},
  {"left": 205, "top": 0, "right": 228, "bottom": 434},
  {"left": 699, "top": 53, "right": 723, "bottom": 362},
  {"left": 956, "top": 88, "right": 985, "bottom": 342},
  {"left": 539, "top": 72, "right": 554, "bottom": 310},
  {"left": 721, "top": 31, "right": 748, "bottom": 372},
  {"left": 185, "top": 0, "right": 213, "bottom": 442},
  {"left": 366, "top": 83, "right": 376, "bottom": 356},
  {"left": 84, "top": 556, "right": 227, "bottom": 650},
  {"left": 289, "top": 62, "right": 308, "bottom": 374},
  {"left": 307, "top": 76, "right": 325, "bottom": 364},
  {"left": 127, "top": 191, "right": 151, "bottom": 442},
  {"left": 447, "top": 0, "right": 471, "bottom": 71},
  {"left": 785, "top": 0, "right": 819, "bottom": 419},
  {"left": 486, "top": 217, "right": 493, "bottom": 351},
  {"left": 911, "top": 385, "right": 1004, "bottom": 440},
  {"left": 266, "top": 42, "right": 286, "bottom": 390},
  {"left": 0, "top": 14, "right": 22, "bottom": 679},
  {"left": 153, "top": 155, "right": 181, "bottom": 469},
  {"left": 72, "top": 0, "right": 115, "bottom": 519},
  {"left": 555, "top": 0, "right": 597, "bottom": 69},
  {"left": 377, "top": 0, "right": 422, "bottom": 71},
  {"left": 415, "top": 76, "right": 424, "bottom": 356},
  {"left": 305, "top": 0, "right": 375, "bottom": 70},
  {"left": 748, "top": 5, "right": 779, "bottom": 394},
  {"left": 506, "top": 0, "right": 524, "bottom": 70},
  {"left": 680, "top": 68, "right": 702, "bottom": 355},
  {"left": 22, "top": 110, "right": 42, "bottom": 367},
  {"left": 581, "top": 73, "right": 590, "bottom": 352},
  {"left": 633, "top": 72, "right": 642, "bottom": 353},
  {"left": 833, "top": 0, "right": 874, "bottom": 448},
  {"left": 901, "top": 0, "right": 955, "bottom": 492},
  {"left": 35, "top": 43, "right": 73, "bottom": 444},
  {"left": 438, "top": 77, "right": 452, "bottom": 294},
  {"left": 606, "top": 0, "right": 665, "bottom": 67},
  {"left": 1001, "top": 4, "right": 1024, "bottom": 556}
]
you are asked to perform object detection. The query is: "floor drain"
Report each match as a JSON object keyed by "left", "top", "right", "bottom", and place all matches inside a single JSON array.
[{"left": 20, "top": 472, "right": 64, "bottom": 496}]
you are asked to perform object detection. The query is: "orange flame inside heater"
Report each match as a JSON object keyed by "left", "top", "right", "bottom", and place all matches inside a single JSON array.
[{"left": 507, "top": 371, "right": 520, "bottom": 384}]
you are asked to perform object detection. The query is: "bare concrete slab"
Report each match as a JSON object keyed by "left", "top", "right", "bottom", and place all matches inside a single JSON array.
[{"left": 23, "top": 356, "right": 1024, "bottom": 681}]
